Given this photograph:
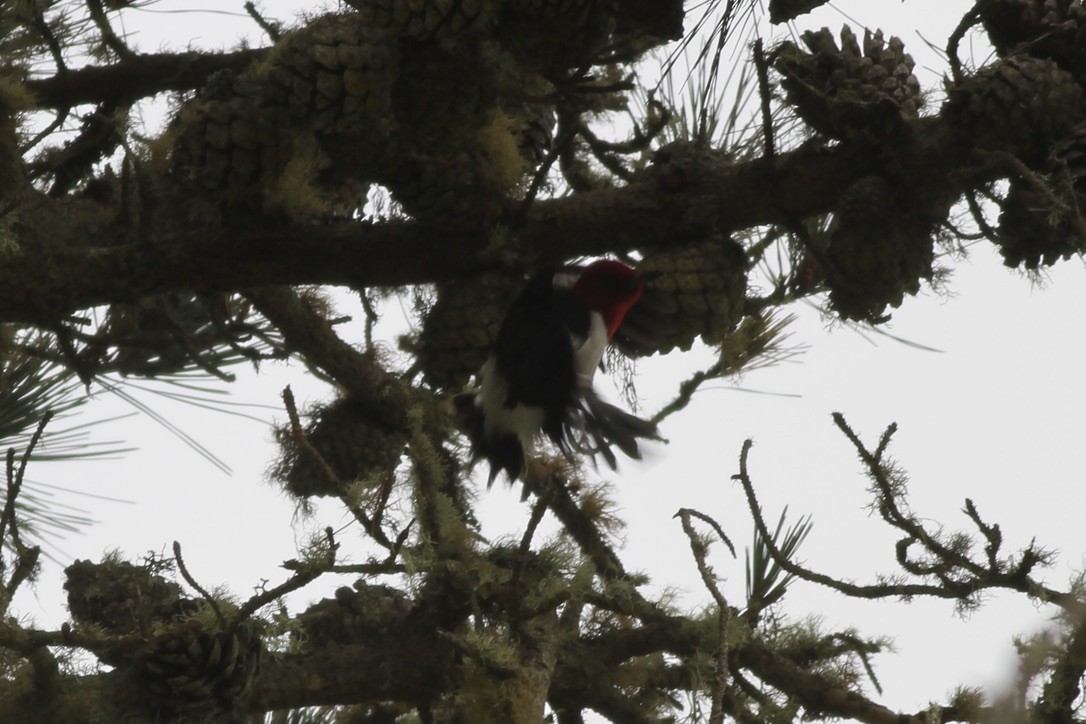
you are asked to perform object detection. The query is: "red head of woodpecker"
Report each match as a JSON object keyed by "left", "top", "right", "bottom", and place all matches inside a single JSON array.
[{"left": 456, "top": 259, "right": 668, "bottom": 485}]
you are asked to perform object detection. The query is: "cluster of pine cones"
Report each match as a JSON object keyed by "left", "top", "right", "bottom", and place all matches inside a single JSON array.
[
  {"left": 774, "top": 1, "right": 1086, "bottom": 319},
  {"left": 971, "top": 0, "right": 1086, "bottom": 269},
  {"left": 64, "top": 559, "right": 262, "bottom": 711}
]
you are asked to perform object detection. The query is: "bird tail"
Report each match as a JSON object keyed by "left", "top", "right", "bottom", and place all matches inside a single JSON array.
[
  {"left": 573, "top": 389, "right": 662, "bottom": 470},
  {"left": 454, "top": 393, "right": 525, "bottom": 486}
]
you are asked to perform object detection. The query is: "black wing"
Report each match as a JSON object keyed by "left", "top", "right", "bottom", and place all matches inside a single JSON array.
[{"left": 493, "top": 271, "right": 585, "bottom": 451}]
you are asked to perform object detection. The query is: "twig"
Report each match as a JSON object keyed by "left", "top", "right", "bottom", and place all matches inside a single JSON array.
[
  {"left": 963, "top": 498, "right": 1002, "bottom": 570},
  {"left": 281, "top": 559, "right": 405, "bottom": 575},
  {"left": 49, "top": 322, "right": 94, "bottom": 388},
  {"left": 676, "top": 508, "right": 736, "bottom": 559},
  {"left": 523, "top": 461, "right": 625, "bottom": 580},
  {"left": 677, "top": 508, "right": 733, "bottom": 724},
  {"left": 734, "top": 425, "right": 1082, "bottom": 612},
  {"left": 522, "top": 461, "right": 669, "bottom": 622},
  {"left": 27, "top": 0, "right": 67, "bottom": 72},
  {"left": 651, "top": 359, "right": 725, "bottom": 425},
  {"left": 5, "top": 548, "right": 41, "bottom": 615},
  {"left": 946, "top": 8, "right": 981, "bottom": 84},
  {"left": 963, "top": 189, "right": 1000, "bottom": 243},
  {"left": 513, "top": 492, "right": 551, "bottom": 584},
  {"left": 244, "top": 1, "right": 282, "bottom": 41},
  {"left": 832, "top": 414, "right": 990, "bottom": 585},
  {"left": 512, "top": 123, "right": 572, "bottom": 228},
  {"left": 172, "top": 541, "right": 226, "bottom": 626},
  {"left": 19, "top": 108, "right": 69, "bottom": 154},
  {"left": 165, "top": 314, "right": 237, "bottom": 382},
  {"left": 752, "top": 39, "right": 775, "bottom": 159},
  {"left": 359, "top": 289, "right": 379, "bottom": 353},
  {"left": 281, "top": 386, "right": 395, "bottom": 550},
  {"left": 1, "top": 411, "right": 54, "bottom": 554},
  {"left": 247, "top": 285, "right": 409, "bottom": 429},
  {"left": 837, "top": 632, "right": 884, "bottom": 695},
  {"left": 518, "top": 496, "right": 549, "bottom": 559},
  {"left": 369, "top": 472, "right": 394, "bottom": 535},
  {"left": 235, "top": 532, "right": 335, "bottom": 624},
  {"left": 86, "top": 0, "right": 135, "bottom": 59}
]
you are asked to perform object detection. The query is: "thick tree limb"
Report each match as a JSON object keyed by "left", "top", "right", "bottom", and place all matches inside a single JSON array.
[
  {"left": 1, "top": 118, "right": 981, "bottom": 324},
  {"left": 0, "top": 609, "right": 998, "bottom": 723},
  {"left": 0, "top": 641, "right": 447, "bottom": 722},
  {"left": 24, "top": 49, "right": 269, "bottom": 109}
]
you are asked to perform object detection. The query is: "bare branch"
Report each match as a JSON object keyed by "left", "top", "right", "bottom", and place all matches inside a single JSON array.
[
  {"left": 244, "top": 1, "right": 282, "bottom": 41},
  {"left": 2, "top": 411, "right": 54, "bottom": 559},
  {"left": 171, "top": 540, "right": 226, "bottom": 626},
  {"left": 753, "top": 38, "right": 776, "bottom": 159},
  {"left": 677, "top": 508, "right": 733, "bottom": 724},
  {"left": 85, "top": 0, "right": 134, "bottom": 60},
  {"left": 279, "top": 386, "right": 396, "bottom": 550},
  {"left": 235, "top": 531, "right": 335, "bottom": 624},
  {"left": 25, "top": 49, "right": 269, "bottom": 109},
  {"left": 734, "top": 427, "right": 1080, "bottom": 612}
]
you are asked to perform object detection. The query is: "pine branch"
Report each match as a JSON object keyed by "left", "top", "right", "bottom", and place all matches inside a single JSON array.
[
  {"left": 85, "top": 0, "right": 134, "bottom": 60},
  {"left": 1, "top": 115, "right": 983, "bottom": 325},
  {"left": 677, "top": 508, "right": 734, "bottom": 724},
  {"left": 733, "top": 420, "right": 1082, "bottom": 614},
  {"left": 24, "top": 48, "right": 269, "bottom": 108}
]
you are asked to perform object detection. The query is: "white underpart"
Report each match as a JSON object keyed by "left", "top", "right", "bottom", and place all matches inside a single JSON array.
[
  {"left": 552, "top": 269, "right": 580, "bottom": 290},
  {"left": 475, "top": 311, "right": 608, "bottom": 449},
  {"left": 573, "top": 311, "right": 608, "bottom": 389},
  {"left": 476, "top": 356, "right": 545, "bottom": 448}
]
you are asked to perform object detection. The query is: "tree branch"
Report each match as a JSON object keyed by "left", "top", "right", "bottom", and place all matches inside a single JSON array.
[
  {"left": 2, "top": 117, "right": 984, "bottom": 325},
  {"left": 25, "top": 49, "right": 269, "bottom": 109}
]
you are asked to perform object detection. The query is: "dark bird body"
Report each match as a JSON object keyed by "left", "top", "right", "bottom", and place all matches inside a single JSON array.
[{"left": 457, "top": 259, "right": 669, "bottom": 485}]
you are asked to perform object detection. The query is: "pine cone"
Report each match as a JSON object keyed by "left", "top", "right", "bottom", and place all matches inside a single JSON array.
[
  {"left": 274, "top": 396, "right": 407, "bottom": 498},
  {"left": 416, "top": 275, "right": 523, "bottom": 390},
  {"left": 267, "top": 19, "right": 398, "bottom": 134},
  {"left": 775, "top": 26, "right": 922, "bottom": 140},
  {"left": 139, "top": 623, "right": 262, "bottom": 708},
  {"left": 944, "top": 55, "right": 1086, "bottom": 166},
  {"left": 509, "top": 104, "right": 556, "bottom": 164},
  {"left": 383, "top": 133, "right": 526, "bottom": 222},
  {"left": 996, "top": 122, "right": 1086, "bottom": 268},
  {"left": 383, "top": 47, "right": 543, "bottom": 220},
  {"left": 172, "top": 15, "right": 398, "bottom": 204},
  {"left": 172, "top": 85, "right": 293, "bottom": 198},
  {"left": 637, "top": 238, "right": 748, "bottom": 353},
  {"left": 350, "top": 0, "right": 495, "bottom": 41},
  {"left": 824, "top": 176, "right": 935, "bottom": 322},
  {"left": 64, "top": 559, "right": 184, "bottom": 635},
  {"left": 296, "top": 583, "right": 414, "bottom": 649},
  {"left": 391, "top": 40, "right": 504, "bottom": 152},
  {"left": 978, "top": 0, "right": 1086, "bottom": 77}
]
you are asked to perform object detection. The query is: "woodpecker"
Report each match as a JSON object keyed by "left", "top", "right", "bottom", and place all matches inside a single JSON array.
[{"left": 456, "top": 259, "right": 669, "bottom": 485}]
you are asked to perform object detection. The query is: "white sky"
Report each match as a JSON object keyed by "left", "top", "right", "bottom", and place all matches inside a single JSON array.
[{"left": 13, "top": 0, "right": 1086, "bottom": 717}]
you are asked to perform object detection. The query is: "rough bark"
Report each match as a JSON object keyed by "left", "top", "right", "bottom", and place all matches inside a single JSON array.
[{"left": 1, "top": 118, "right": 976, "bottom": 323}]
